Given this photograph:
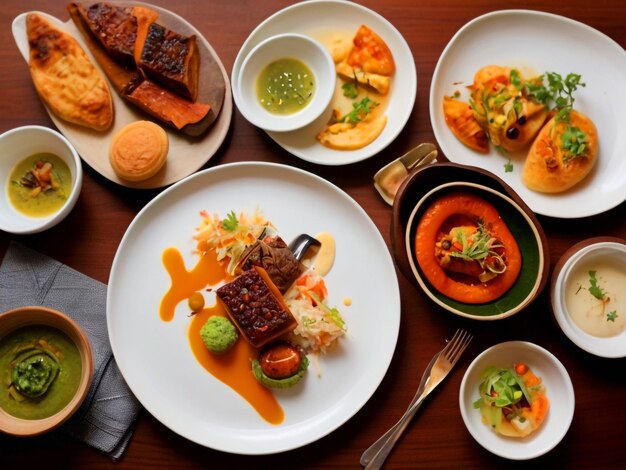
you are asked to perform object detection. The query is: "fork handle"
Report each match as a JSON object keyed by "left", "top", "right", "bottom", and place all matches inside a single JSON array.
[{"left": 361, "top": 393, "right": 427, "bottom": 468}]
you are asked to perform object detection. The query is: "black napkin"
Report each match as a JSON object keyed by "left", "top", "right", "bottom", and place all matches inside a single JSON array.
[{"left": 0, "top": 241, "right": 142, "bottom": 461}]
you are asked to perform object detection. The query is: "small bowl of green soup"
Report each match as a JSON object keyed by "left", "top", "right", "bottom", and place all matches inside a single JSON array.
[
  {"left": 0, "top": 306, "right": 93, "bottom": 436},
  {"left": 0, "top": 125, "right": 83, "bottom": 234},
  {"left": 236, "top": 33, "right": 336, "bottom": 132}
]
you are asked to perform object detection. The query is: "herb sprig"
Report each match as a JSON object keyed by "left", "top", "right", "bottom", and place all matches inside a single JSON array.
[
  {"left": 524, "top": 72, "right": 588, "bottom": 160},
  {"left": 221, "top": 211, "right": 239, "bottom": 232},
  {"left": 339, "top": 97, "right": 379, "bottom": 124}
]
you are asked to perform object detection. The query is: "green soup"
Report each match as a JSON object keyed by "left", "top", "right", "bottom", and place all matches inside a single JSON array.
[
  {"left": 256, "top": 58, "right": 316, "bottom": 115},
  {"left": 7, "top": 153, "right": 72, "bottom": 218},
  {"left": 0, "top": 325, "right": 82, "bottom": 420}
]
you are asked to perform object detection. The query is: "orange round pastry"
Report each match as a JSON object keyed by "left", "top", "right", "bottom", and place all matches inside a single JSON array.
[{"left": 109, "top": 121, "right": 168, "bottom": 181}]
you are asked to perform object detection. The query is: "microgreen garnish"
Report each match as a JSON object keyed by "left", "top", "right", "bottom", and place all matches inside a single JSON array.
[
  {"left": 221, "top": 211, "right": 239, "bottom": 232},
  {"left": 588, "top": 270, "right": 606, "bottom": 300},
  {"left": 341, "top": 82, "right": 358, "bottom": 99},
  {"left": 524, "top": 72, "right": 588, "bottom": 160},
  {"left": 447, "top": 223, "right": 506, "bottom": 274},
  {"left": 607, "top": 311, "right": 618, "bottom": 322},
  {"left": 504, "top": 160, "right": 514, "bottom": 173},
  {"left": 339, "top": 97, "right": 379, "bottom": 124}
]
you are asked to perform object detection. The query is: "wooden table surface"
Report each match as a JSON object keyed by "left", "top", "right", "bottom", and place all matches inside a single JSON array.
[{"left": 1, "top": 0, "right": 625, "bottom": 468}]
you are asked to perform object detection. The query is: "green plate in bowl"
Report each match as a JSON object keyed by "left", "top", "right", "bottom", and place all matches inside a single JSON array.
[{"left": 393, "top": 163, "right": 550, "bottom": 320}]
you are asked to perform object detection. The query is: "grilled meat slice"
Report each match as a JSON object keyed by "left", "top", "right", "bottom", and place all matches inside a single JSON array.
[{"left": 139, "top": 22, "right": 200, "bottom": 101}]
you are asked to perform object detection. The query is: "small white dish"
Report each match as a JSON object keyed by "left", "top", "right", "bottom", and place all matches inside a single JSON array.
[
  {"left": 460, "top": 341, "right": 575, "bottom": 460},
  {"left": 551, "top": 237, "right": 626, "bottom": 358},
  {"left": 236, "top": 33, "right": 335, "bottom": 133},
  {"left": 0, "top": 125, "right": 82, "bottom": 234}
]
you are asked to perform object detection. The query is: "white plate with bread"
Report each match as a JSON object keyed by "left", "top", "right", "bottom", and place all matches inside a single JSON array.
[
  {"left": 12, "top": 1, "right": 232, "bottom": 189},
  {"left": 430, "top": 10, "right": 626, "bottom": 218}
]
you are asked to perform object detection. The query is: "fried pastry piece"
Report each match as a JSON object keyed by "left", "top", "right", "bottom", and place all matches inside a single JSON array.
[
  {"left": 317, "top": 113, "right": 387, "bottom": 150},
  {"left": 26, "top": 13, "right": 113, "bottom": 131},
  {"left": 139, "top": 22, "right": 200, "bottom": 101},
  {"left": 443, "top": 96, "right": 489, "bottom": 153},
  {"left": 522, "top": 110, "right": 598, "bottom": 193}
]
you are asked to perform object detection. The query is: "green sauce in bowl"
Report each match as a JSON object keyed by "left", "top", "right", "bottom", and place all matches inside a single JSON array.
[
  {"left": 256, "top": 58, "right": 315, "bottom": 115},
  {"left": 0, "top": 325, "right": 82, "bottom": 420}
]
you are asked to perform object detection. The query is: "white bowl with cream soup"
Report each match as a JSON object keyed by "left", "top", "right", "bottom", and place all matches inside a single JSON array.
[{"left": 551, "top": 238, "right": 626, "bottom": 358}]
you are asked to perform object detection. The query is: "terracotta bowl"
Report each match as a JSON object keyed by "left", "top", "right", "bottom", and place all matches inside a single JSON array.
[
  {"left": 392, "top": 162, "right": 550, "bottom": 320},
  {"left": 0, "top": 306, "right": 93, "bottom": 436}
]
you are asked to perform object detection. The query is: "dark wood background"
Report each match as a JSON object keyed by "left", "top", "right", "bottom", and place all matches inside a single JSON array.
[{"left": 1, "top": 0, "right": 625, "bottom": 468}]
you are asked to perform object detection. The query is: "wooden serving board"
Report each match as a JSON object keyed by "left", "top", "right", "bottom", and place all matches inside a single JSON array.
[{"left": 12, "top": 1, "right": 232, "bottom": 189}]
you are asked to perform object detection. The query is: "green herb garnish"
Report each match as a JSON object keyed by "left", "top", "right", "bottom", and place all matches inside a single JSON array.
[
  {"left": 588, "top": 270, "right": 606, "bottom": 300},
  {"left": 524, "top": 72, "right": 588, "bottom": 160},
  {"left": 341, "top": 82, "right": 359, "bottom": 99},
  {"left": 504, "top": 160, "right": 514, "bottom": 173},
  {"left": 221, "top": 211, "right": 239, "bottom": 232},
  {"left": 339, "top": 97, "right": 379, "bottom": 124},
  {"left": 607, "top": 311, "right": 618, "bottom": 322},
  {"left": 510, "top": 69, "right": 522, "bottom": 90},
  {"left": 473, "top": 366, "right": 532, "bottom": 409}
]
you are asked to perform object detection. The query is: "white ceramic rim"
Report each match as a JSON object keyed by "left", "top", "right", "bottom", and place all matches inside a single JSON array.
[{"left": 404, "top": 182, "right": 544, "bottom": 320}]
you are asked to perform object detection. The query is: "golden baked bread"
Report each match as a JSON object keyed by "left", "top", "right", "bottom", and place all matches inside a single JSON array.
[
  {"left": 26, "top": 13, "right": 113, "bottom": 131},
  {"left": 522, "top": 110, "right": 598, "bottom": 193},
  {"left": 109, "top": 121, "right": 168, "bottom": 181}
]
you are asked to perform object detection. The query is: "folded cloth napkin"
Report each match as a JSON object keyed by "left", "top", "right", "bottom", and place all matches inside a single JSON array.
[{"left": 0, "top": 241, "right": 142, "bottom": 461}]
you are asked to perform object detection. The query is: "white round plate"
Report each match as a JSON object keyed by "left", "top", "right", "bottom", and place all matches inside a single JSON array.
[
  {"left": 430, "top": 10, "right": 626, "bottom": 218},
  {"left": 460, "top": 341, "right": 575, "bottom": 460},
  {"left": 232, "top": 0, "right": 416, "bottom": 166},
  {"left": 107, "top": 162, "right": 400, "bottom": 454}
]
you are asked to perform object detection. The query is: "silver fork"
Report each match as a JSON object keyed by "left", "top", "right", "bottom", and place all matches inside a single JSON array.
[{"left": 361, "top": 329, "right": 473, "bottom": 469}]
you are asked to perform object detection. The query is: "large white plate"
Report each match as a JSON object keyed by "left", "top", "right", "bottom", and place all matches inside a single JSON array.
[
  {"left": 430, "top": 10, "right": 626, "bottom": 218},
  {"left": 12, "top": 3, "right": 232, "bottom": 189},
  {"left": 107, "top": 162, "right": 400, "bottom": 454},
  {"left": 232, "top": 0, "right": 416, "bottom": 166}
]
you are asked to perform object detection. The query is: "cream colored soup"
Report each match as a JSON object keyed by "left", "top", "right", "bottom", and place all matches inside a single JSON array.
[{"left": 565, "top": 259, "right": 626, "bottom": 337}]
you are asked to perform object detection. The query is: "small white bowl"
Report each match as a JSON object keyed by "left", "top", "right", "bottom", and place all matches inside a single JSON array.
[
  {"left": 551, "top": 237, "right": 626, "bottom": 358},
  {"left": 0, "top": 126, "right": 82, "bottom": 234},
  {"left": 235, "top": 33, "right": 336, "bottom": 132},
  {"left": 460, "top": 341, "right": 575, "bottom": 460}
]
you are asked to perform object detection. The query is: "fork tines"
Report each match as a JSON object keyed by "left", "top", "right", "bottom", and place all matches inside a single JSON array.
[{"left": 444, "top": 329, "right": 473, "bottom": 365}]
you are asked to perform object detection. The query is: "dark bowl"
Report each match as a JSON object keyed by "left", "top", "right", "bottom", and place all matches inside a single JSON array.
[{"left": 392, "top": 162, "right": 550, "bottom": 319}]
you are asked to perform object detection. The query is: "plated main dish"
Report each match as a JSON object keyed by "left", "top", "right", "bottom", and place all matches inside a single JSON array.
[
  {"left": 460, "top": 341, "right": 574, "bottom": 460},
  {"left": 404, "top": 180, "right": 546, "bottom": 319},
  {"left": 231, "top": 0, "right": 416, "bottom": 165},
  {"left": 12, "top": 2, "right": 232, "bottom": 188},
  {"left": 106, "top": 163, "right": 400, "bottom": 454},
  {"left": 159, "top": 208, "right": 346, "bottom": 423},
  {"left": 443, "top": 65, "right": 598, "bottom": 194},
  {"left": 430, "top": 10, "right": 626, "bottom": 218}
]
